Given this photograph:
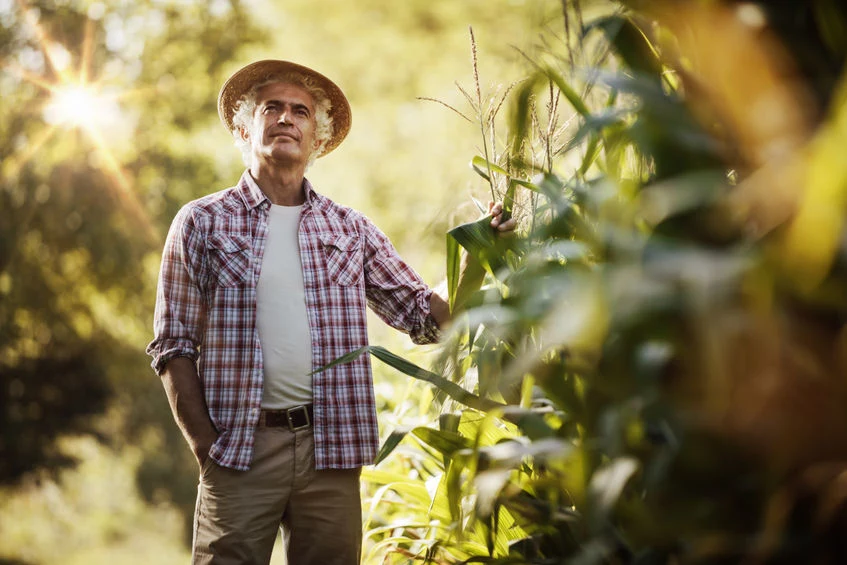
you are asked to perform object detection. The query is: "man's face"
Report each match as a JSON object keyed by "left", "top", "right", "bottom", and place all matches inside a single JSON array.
[{"left": 244, "top": 81, "right": 319, "bottom": 168}]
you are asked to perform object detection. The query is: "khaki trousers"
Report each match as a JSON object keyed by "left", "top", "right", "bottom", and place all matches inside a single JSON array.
[{"left": 192, "top": 426, "right": 362, "bottom": 565}]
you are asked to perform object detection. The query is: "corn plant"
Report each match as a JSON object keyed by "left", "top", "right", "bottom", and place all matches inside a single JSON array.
[{"left": 348, "top": 2, "right": 847, "bottom": 563}]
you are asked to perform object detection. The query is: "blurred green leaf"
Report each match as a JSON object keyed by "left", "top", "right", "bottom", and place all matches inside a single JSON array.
[
  {"left": 587, "top": 456, "right": 639, "bottom": 527},
  {"left": 440, "top": 412, "right": 462, "bottom": 433},
  {"left": 812, "top": 0, "right": 847, "bottom": 54},
  {"left": 510, "top": 178, "right": 543, "bottom": 193},
  {"left": 500, "top": 407, "right": 556, "bottom": 441},
  {"left": 475, "top": 469, "right": 512, "bottom": 519},
  {"left": 509, "top": 74, "right": 541, "bottom": 163},
  {"left": 543, "top": 68, "right": 591, "bottom": 117},
  {"left": 447, "top": 231, "right": 461, "bottom": 311},
  {"left": 579, "top": 134, "right": 603, "bottom": 176},
  {"left": 585, "top": 15, "right": 663, "bottom": 82},
  {"left": 478, "top": 437, "right": 572, "bottom": 470},
  {"left": 562, "top": 108, "right": 629, "bottom": 155},
  {"left": 502, "top": 178, "right": 518, "bottom": 222},
  {"left": 364, "top": 470, "right": 434, "bottom": 509}
]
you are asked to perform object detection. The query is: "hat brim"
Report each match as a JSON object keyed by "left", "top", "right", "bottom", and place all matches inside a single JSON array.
[{"left": 217, "top": 60, "right": 351, "bottom": 157}]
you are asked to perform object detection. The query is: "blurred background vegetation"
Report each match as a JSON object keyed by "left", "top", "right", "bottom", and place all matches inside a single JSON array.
[{"left": 3, "top": 0, "right": 847, "bottom": 564}]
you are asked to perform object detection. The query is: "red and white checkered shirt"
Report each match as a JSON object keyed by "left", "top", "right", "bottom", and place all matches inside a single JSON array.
[{"left": 147, "top": 171, "right": 439, "bottom": 470}]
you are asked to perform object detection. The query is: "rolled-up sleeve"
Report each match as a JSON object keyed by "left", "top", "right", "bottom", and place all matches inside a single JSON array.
[
  {"left": 362, "top": 220, "right": 441, "bottom": 345},
  {"left": 146, "top": 205, "right": 208, "bottom": 374}
]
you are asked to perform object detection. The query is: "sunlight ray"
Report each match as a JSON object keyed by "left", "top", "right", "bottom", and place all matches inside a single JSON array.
[
  {"left": 8, "top": 0, "right": 159, "bottom": 243},
  {"left": 2, "top": 124, "right": 59, "bottom": 180},
  {"left": 80, "top": 17, "right": 95, "bottom": 85},
  {"left": 82, "top": 124, "right": 158, "bottom": 242},
  {"left": 2, "top": 62, "right": 59, "bottom": 92},
  {"left": 17, "top": 0, "right": 71, "bottom": 83},
  {"left": 82, "top": 124, "right": 132, "bottom": 194},
  {"left": 112, "top": 85, "right": 164, "bottom": 103}
]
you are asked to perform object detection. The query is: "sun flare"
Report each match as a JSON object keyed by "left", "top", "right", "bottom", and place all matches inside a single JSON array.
[
  {"left": 3, "top": 0, "right": 156, "bottom": 239},
  {"left": 42, "top": 83, "right": 117, "bottom": 130}
]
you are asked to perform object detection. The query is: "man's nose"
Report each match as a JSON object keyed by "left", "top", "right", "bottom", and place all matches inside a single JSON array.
[{"left": 278, "top": 111, "right": 292, "bottom": 125}]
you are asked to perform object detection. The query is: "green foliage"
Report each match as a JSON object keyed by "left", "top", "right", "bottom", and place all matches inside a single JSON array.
[
  {"left": 0, "top": 0, "right": 264, "bottom": 555},
  {"left": 0, "top": 348, "right": 109, "bottom": 484},
  {"left": 364, "top": 2, "right": 847, "bottom": 563},
  {"left": 0, "top": 437, "right": 189, "bottom": 565}
]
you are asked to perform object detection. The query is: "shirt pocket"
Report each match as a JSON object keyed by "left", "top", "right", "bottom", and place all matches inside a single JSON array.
[
  {"left": 321, "top": 233, "right": 363, "bottom": 287},
  {"left": 207, "top": 233, "right": 252, "bottom": 287}
]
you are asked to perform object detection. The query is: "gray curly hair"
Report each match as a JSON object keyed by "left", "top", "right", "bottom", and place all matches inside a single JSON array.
[{"left": 231, "top": 72, "right": 333, "bottom": 167}]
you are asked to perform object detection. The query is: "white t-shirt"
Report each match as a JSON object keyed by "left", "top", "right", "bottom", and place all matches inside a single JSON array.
[{"left": 256, "top": 203, "right": 313, "bottom": 409}]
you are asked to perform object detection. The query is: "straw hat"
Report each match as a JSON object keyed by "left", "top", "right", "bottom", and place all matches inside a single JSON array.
[{"left": 217, "top": 60, "right": 352, "bottom": 157}]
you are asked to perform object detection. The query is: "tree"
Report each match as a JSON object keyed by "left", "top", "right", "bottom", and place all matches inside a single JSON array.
[{"left": 0, "top": 0, "right": 263, "bottom": 499}]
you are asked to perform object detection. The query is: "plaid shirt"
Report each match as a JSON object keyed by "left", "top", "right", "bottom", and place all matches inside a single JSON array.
[{"left": 147, "top": 171, "right": 439, "bottom": 470}]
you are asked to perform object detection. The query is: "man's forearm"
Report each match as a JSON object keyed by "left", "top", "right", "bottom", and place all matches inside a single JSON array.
[{"left": 161, "top": 356, "right": 218, "bottom": 465}]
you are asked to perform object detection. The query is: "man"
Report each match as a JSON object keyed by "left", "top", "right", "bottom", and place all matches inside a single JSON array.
[{"left": 147, "top": 59, "right": 514, "bottom": 565}]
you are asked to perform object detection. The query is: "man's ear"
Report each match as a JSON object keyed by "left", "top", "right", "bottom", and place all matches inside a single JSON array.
[{"left": 238, "top": 126, "right": 250, "bottom": 142}]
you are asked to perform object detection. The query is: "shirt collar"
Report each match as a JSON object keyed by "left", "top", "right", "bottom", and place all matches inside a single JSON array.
[
  {"left": 302, "top": 177, "right": 318, "bottom": 210},
  {"left": 237, "top": 170, "right": 320, "bottom": 211},
  {"left": 238, "top": 170, "right": 268, "bottom": 210}
]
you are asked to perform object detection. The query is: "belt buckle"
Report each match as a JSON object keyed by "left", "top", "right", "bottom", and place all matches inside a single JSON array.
[{"left": 286, "top": 405, "right": 310, "bottom": 431}]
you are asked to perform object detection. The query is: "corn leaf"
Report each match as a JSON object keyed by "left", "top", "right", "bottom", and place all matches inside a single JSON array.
[
  {"left": 579, "top": 134, "right": 603, "bottom": 176},
  {"left": 445, "top": 458, "right": 466, "bottom": 523},
  {"left": 562, "top": 107, "right": 629, "bottom": 155},
  {"left": 509, "top": 74, "right": 541, "bottom": 162},
  {"left": 472, "top": 155, "right": 510, "bottom": 177},
  {"left": 440, "top": 412, "right": 462, "bottom": 433},
  {"left": 446, "top": 232, "right": 461, "bottom": 311},
  {"left": 474, "top": 469, "right": 512, "bottom": 519},
  {"left": 374, "top": 428, "right": 411, "bottom": 466},
  {"left": 449, "top": 216, "right": 497, "bottom": 254},
  {"left": 363, "top": 470, "right": 434, "bottom": 509},
  {"left": 500, "top": 407, "right": 556, "bottom": 441},
  {"left": 313, "top": 346, "right": 506, "bottom": 412},
  {"left": 448, "top": 216, "right": 502, "bottom": 279},
  {"left": 586, "top": 456, "right": 639, "bottom": 529},
  {"left": 511, "top": 178, "right": 542, "bottom": 193},
  {"left": 585, "top": 15, "right": 663, "bottom": 82},
  {"left": 412, "top": 427, "right": 473, "bottom": 456},
  {"left": 472, "top": 162, "right": 492, "bottom": 182},
  {"left": 502, "top": 178, "right": 519, "bottom": 222},
  {"left": 543, "top": 67, "right": 591, "bottom": 117}
]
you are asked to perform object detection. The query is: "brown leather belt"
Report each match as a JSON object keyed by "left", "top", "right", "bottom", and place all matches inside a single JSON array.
[{"left": 258, "top": 405, "right": 314, "bottom": 431}]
